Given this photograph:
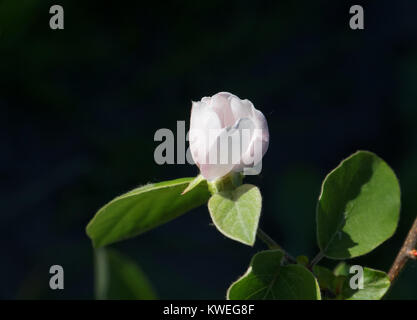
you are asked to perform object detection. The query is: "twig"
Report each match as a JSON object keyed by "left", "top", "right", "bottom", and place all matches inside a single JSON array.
[
  {"left": 309, "top": 251, "right": 325, "bottom": 270},
  {"left": 388, "top": 216, "right": 417, "bottom": 283},
  {"left": 256, "top": 228, "right": 296, "bottom": 263}
]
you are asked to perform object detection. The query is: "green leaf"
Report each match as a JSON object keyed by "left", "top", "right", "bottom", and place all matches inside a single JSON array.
[
  {"left": 313, "top": 265, "right": 336, "bottom": 292},
  {"left": 333, "top": 262, "right": 350, "bottom": 277},
  {"left": 316, "top": 151, "right": 401, "bottom": 259},
  {"left": 87, "top": 177, "right": 210, "bottom": 248},
  {"left": 345, "top": 267, "right": 390, "bottom": 300},
  {"left": 296, "top": 255, "right": 309, "bottom": 267},
  {"left": 95, "top": 248, "right": 157, "bottom": 300},
  {"left": 181, "top": 174, "right": 205, "bottom": 195},
  {"left": 332, "top": 263, "right": 390, "bottom": 300},
  {"left": 313, "top": 263, "right": 390, "bottom": 300},
  {"left": 208, "top": 184, "right": 261, "bottom": 246},
  {"left": 227, "top": 250, "right": 321, "bottom": 300}
]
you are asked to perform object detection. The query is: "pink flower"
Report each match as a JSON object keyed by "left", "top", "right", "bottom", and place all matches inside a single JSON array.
[{"left": 189, "top": 92, "right": 269, "bottom": 181}]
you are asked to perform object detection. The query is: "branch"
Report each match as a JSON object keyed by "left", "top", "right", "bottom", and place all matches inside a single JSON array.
[
  {"left": 257, "top": 228, "right": 296, "bottom": 263},
  {"left": 388, "top": 215, "right": 417, "bottom": 283},
  {"left": 309, "top": 251, "right": 325, "bottom": 270}
]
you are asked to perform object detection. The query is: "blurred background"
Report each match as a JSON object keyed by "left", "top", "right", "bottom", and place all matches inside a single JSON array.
[{"left": 1, "top": 0, "right": 416, "bottom": 299}]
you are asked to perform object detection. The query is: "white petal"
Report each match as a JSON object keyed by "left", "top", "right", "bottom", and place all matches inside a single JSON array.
[
  {"left": 189, "top": 100, "right": 223, "bottom": 167},
  {"left": 209, "top": 93, "right": 235, "bottom": 128},
  {"left": 198, "top": 125, "right": 235, "bottom": 180},
  {"left": 230, "top": 97, "right": 255, "bottom": 122},
  {"left": 238, "top": 109, "right": 269, "bottom": 169},
  {"left": 189, "top": 92, "right": 269, "bottom": 180},
  {"left": 199, "top": 162, "right": 235, "bottom": 181}
]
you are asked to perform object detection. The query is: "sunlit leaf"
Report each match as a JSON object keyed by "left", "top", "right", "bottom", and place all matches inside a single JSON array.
[
  {"left": 317, "top": 151, "right": 400, "bottom": 259},
  {"left": 87, "top": 177, "right": 210, "bottom": 247},
  {"left": 208, "top": 184, "right": 261, "bottom": 246},
  {"left": 227, "top": 250, "right": 321, "bottom": 300}
]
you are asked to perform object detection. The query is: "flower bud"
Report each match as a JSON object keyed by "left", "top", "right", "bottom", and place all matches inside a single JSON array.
[{"left": 189, "top": 92, "right": 269, "bottom": 181}]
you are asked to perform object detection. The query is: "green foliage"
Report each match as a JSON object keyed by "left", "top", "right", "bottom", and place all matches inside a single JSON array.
[
  {"left": 333, "top": 261, "right": 350, "bottom": 276},
  {"left": 208, "top": 184, "right": 261, "bottom": 246},
  {"left": 333, "top": 262, "right": 390, "bottom": 300},
  {"left": 313, "top": 263, "right": 390, "bottom": 300},
  {"left": 86, "top": 151, "right": 402, "bottom": 300},
  {"left": 343, "top": 267, "right": 390, "bottom": 300},
  {"left": 316, "top": 151, "right": 401, "bottom": 259},
  {"left": 181, "top": 174, "right": 205, "bottom": 195},
  {"left": 87, "top": 177, "right": 210, "bottom": 247},
  {"left": 313, "top": 265, "right": 336, "bottom": 292},
  {"left": 296, "top": 255, "right": 309, "bottom": 267},
  {"left": 227, "top": 250, "right": 321, "bottom": 300},
  {"left": 95, "top": 248, "right": 157, "bottom": 300}
]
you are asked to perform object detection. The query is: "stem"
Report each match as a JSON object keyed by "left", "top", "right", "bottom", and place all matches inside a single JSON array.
[
  {"left": 256, "top": 228, "right": 296, "bottom": 263},
  {"left": 309, "top": 251, "right": 325, "bottom": 269},
  {"left": 257, "top": 228, "right": 280, "bottom": 249},
  {"left": 388, "top": 215, "right": 417, "bottom": 283}
]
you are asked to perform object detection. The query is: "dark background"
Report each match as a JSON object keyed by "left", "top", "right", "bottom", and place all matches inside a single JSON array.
[{"left": 1, "top": 0, "right": 416, "bottom": 299}]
